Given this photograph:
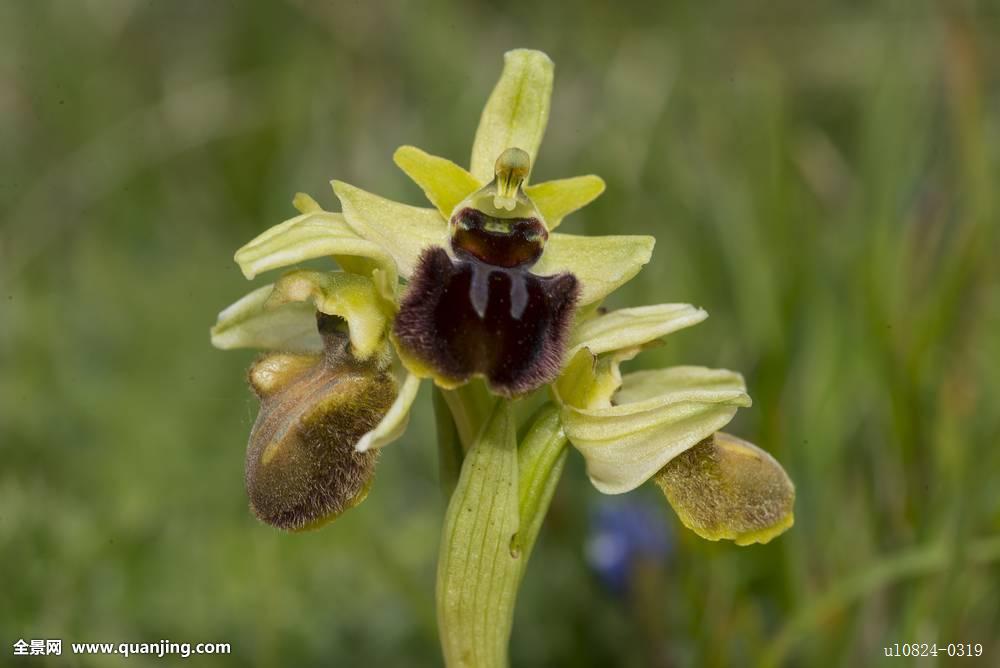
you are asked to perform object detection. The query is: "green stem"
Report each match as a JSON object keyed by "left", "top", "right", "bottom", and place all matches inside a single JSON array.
[
  {"left": 433, "top": 387, "right": 464, "bottom": 498},
  {"left": 435, "top": 401, "right": 569, "bottom": 667},
  {"left": 441, "top": 380, "right": 495, "bottom": 450},
  {"left": 437, "top": 400, "right": 520, "bottom": 668}
]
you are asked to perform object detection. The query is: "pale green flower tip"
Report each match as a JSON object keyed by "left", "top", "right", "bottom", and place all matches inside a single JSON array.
[
  {"left": 292, "top": 192, "right": 322, "bottom": 214},
  {"left": 355, "top": 372, "right": 422, "bottom": 452},
  {"left": 506, "top": 47, "right": 554, "bottom": 65},
  {"left": 654, "top": 432, "right": 795, "bottom": 545},
  {"left": 471, "top": 49, "right": 554, "bottom": 183},
  {"left": 330, "top": 179, "right": 350, "bottom": 201},
  {"left": 233, "top": 251, "right": 257, "bottom": 280}
]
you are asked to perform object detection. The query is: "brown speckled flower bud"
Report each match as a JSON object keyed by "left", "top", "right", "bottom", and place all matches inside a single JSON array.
[{"left": 245, "top": 314, "right": 397, "bottom": 532}]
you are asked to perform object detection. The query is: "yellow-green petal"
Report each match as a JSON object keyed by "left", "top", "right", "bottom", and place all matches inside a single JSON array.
[
  {"left": 266, "top": 270, "right": 389, "bottom": 360},
  {"left": 332, "top": 180, "right": 448, "bottom": 279},
  {"left": 569, "top": 303, "right": 708, "bottom": 358},
  {"left": 393, "top": 145, "right": 482, "bottom": 218},
  {"left": 525, "top": 175, "right": 606, "bottom": 229},
  {"left": 470, "top": 49, "right": 553, "bottom": 183},
  {"left": 210, "top": 284, "right": 321, "bottom": 353},
  {"left": 534, "top": 233, "right": 655, "bottom": 306},
  {"left": 234, "top": 210, "right": 397, "bottom": 289},
  {"left": 553, "top": 347, "right": 637, "bottom": 411},
  {"left": 560, "top": 362, "right": 751, "bottom": 495},
  {"left": 355, "top": 372, "right": 422, "bottom": 452},
  {"left": 654, "top": 432, "right": 795, "bottom": 545}
]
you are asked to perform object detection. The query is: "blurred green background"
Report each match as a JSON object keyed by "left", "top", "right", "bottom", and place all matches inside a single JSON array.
[{"left": 3, "top": 1, "right": 999, "bottom": 666}]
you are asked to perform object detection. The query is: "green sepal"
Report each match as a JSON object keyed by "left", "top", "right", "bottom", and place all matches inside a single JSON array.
[
  {"left": 534, "top": 233, "right": 655, "bottom": 306},
  {"left": 210, "top": 284, "right": 321, "bottom": 354},
  {"left": 470, "top": 49, "right": 554, "bottom": 183}
]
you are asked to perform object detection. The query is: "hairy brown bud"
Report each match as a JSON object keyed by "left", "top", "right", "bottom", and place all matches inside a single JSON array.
[{"left": 245, "top": 314, "right": 397, "bottom": 531}]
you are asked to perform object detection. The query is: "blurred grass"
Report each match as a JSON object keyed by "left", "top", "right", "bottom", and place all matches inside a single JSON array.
[{"left": 2, "top": 1, "right": 999, "bottom": 666}]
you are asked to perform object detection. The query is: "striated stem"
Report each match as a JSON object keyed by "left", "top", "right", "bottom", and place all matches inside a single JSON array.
[
  {"left": 434, "top": 387, "right": 465, "bottom": 498},
  {"left": 436, "top": 401, "right": 569, "bottom": 667},
  {"left": 440, "top": 380, "right": 495, "bottom": 451},
  {"left": 437, "top": 400, "right": 520, "bottom": 668}
]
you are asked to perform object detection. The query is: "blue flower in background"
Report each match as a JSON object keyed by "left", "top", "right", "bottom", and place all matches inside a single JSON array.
[{"left": 586, "top": 500, "right": 672, "bottom": 595}]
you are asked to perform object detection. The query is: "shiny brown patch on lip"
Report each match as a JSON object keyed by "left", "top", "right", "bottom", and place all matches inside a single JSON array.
[
  {"left": 393, "top": 247, "right": 578, "bottom": 397},
  {"left": 450, "top": 207, "right": 547, "bottom": 268}
]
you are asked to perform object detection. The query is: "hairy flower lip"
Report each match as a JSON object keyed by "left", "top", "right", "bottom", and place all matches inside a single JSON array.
[{"left": 393, "top": 247, "right": 578, "bottom": 397}]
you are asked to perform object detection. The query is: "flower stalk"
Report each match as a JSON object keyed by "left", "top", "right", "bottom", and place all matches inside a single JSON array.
[{"left": 436, "top": 399, "right": 569, "bottom": 668}]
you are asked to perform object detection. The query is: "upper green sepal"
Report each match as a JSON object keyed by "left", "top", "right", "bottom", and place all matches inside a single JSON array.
[{"left": 470, "top": 49, "right": 554, "bottom": 183}]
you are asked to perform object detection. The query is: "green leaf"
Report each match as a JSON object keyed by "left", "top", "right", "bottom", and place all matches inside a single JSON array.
[
  {"left": 568, "top": 303, "right": 708, "bottom": 358},
  {"left": 210, "top": 284, "right": 321, "bottom": 353},
  {"left": 534, "top": 233, "right": 655, "bottom": 306},
  {"left": 437, "top": 399, "right": 518, "bottom": 668},
  {"left": 267, "top": 270, "right": 389, "bottom": 360},
  {"left": 234, "top": 210, "right": 397, "bottom": 288},
  {"left": 560, "top": 363, "right": 751, "bottom": 494},
  {"left": 654, "top": 432, "right": 795, "bottom": 545},
  {"left": 332, "top": 180, "right": 449, "bottom": 279},
  {"left": 394, "top": 145, "right": 482, "bottom": 218},
  {"left": 525, "top": 175, "right": 605, "bottom": 229},
  {"left": 470, "top": 49, "right": 554, "bottom": 183}
]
